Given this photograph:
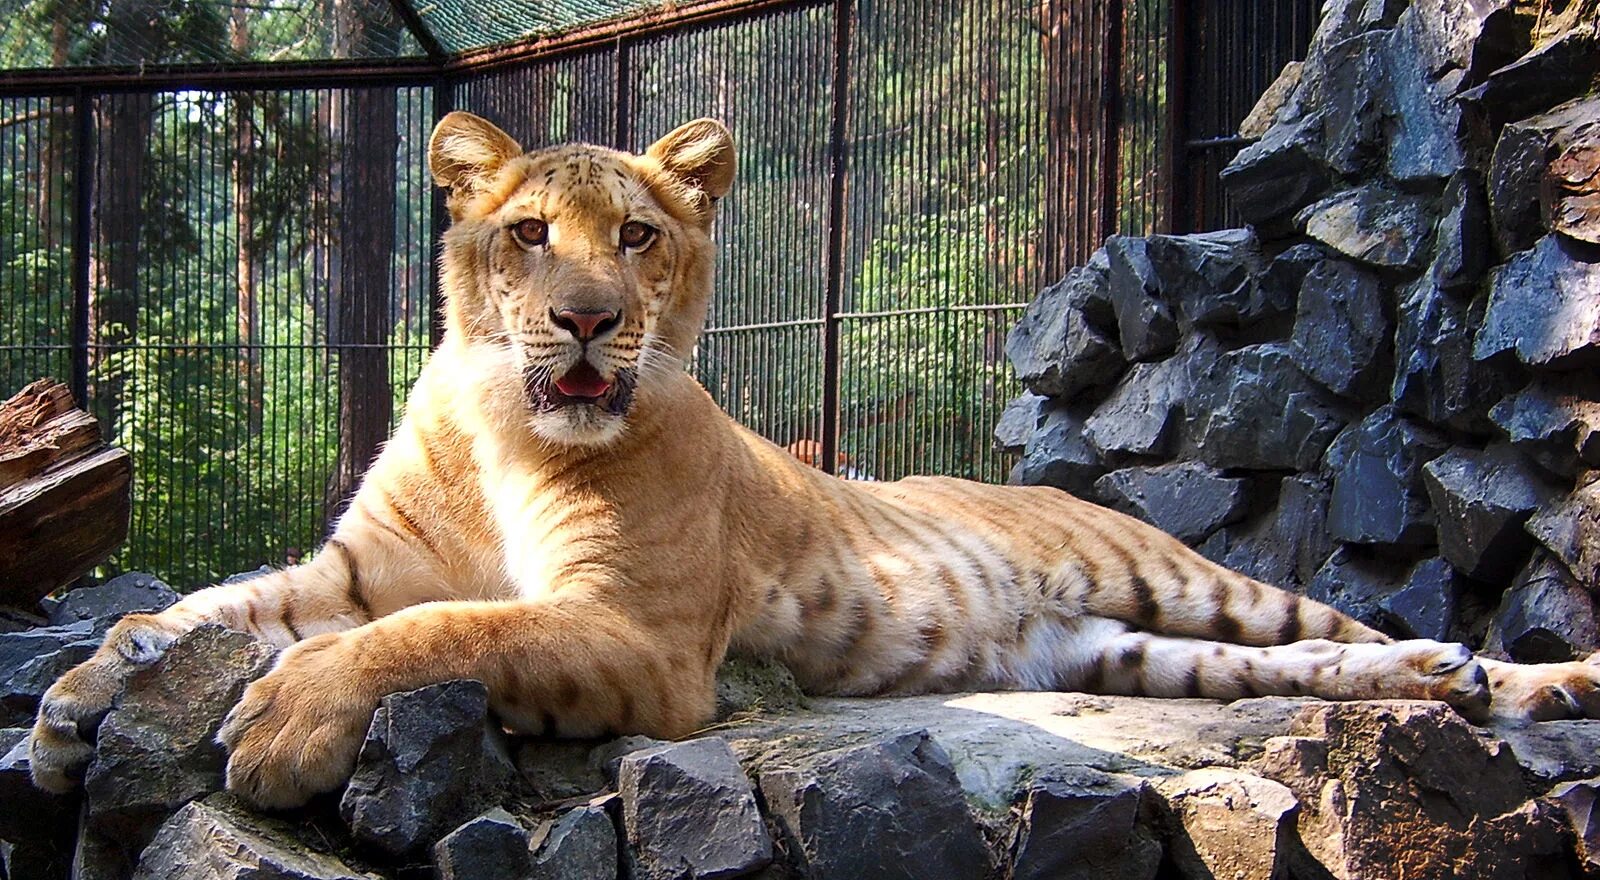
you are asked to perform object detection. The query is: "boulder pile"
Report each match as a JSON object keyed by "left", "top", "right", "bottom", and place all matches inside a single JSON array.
[{"left": 1003, "top": 0, "right": 1600, "bottom": 658}]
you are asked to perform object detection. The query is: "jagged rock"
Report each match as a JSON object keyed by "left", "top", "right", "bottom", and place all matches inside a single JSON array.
[
  {"left": 1239, "top": 61, "right": 1303, "bottom": 139},
  {"left": 1317, "top": 31, "right": 1387, "bottom": 177},
  {"left": 1490, "top": 97, "right": 1600, "bottom": 255},
  {"left": 1307, "top": 548, "right": 1400, "bottom": 631},
  {"left": 1145, "top": 229, "right": 1284, "bottom": 328},
  {"left": 0, "top": 728, "right": 75, "bottom": 845},
  {"left": 133, "top": 795, "right": 373, "bottom": 880},
  {"left": 1379, "top": 557, "right": 1462, "bottom": 642},
  {"left": 0, "top": 636, "right": 98, "bottom": 728},
  {"left": 1007, "top": 402, "right": 1105, "bottom": 497},
  {"left": 1477, "top": 235, "right": 1600, "bottom": 370},
  {"left": 1548, "top": 120, "right": 1600, "bottom": 247},
  {"left": 758, "top": 730, "right": 990, "bottom": 880},
  {"left": 1422, "top": 445, "right": 1558, "bottom": 582},
  {"left": 1157, "top": 768, "right": 1301, "bottom": 880},
  {"left": 529, "top": 802, "right": 618, "bottom": 880},
  {"left": 433, "top": 808, "right": 532, "bottom": 880},
  {"left": 1006, "top": 268, "right": 1125, "bottom": 400},
  {"left": 1494, "top": 379, "right": 1600, "bottom": 479},
  {"left": 46, "top": 573, "right": 177, "bottom": 627},
  {"left": 1549, "top": 778, "right": 1600, "bottom": 874},
  {"left": 1433, "top": 171, "right": 1492, "bottom": 291},
  {"left": 1199, "top": 475, "right": 1332, "bottom": 594},
  {"left": 1488, "top": 552, "right": 1600, "bottom": 664},
  {"left": 1384, "top": 12, "right": 1468, "bottom": 183},
  {"left": 993, "top": 392, "right": 1046, "bottom": 455},
  {"left": 84, "top": 625, "right": 276, "bottom": 846},
  {"left": 1392, "top": 277, "right": 1509, "bottom": 434},
  {"left": 515, "top": 740, "right": 608, "bottom": 802},
  {"left": 1254, "top": 701, "right": 1568, "bottom": 880},
  {"left": 1, "top": 839, "right": 68, "bottom": 880},
  {"left": 1296, "top": 185, "right": 1434, "bottom": 271},
  {"left": 714, "top": 655, "right": 805, "bottom": 721},
  {"left": 1327, "top": 406, "right": 1447, "bottom": 546},
  {"left": 1093, "top": 462, "right": 1247, "bottom": 545},
  {"left": 1082, "top": 338, "right": 1214, "bottom": 460},
  {"left": 1526, "top": 480, "right": 1600, "bottom": 584},
  {"left": 616, "top": 737, "right": 771, "bottom": 880},
  {"left": 1105, "top": 237, "right": 1180, "bottom": 362},
  {"left": 1008, "top": 768, "right": 1160, "bottom": 880},
  {"left": 0, "top": 618, "right": 98, "bottom": 689},
  {"left": 339, "top": 680, "right": 515, "bottom": 855},
  {"left": 1186, "top": 343, "right": 1350, "bottom": 471},
  {"left": 1460, "top": 27, "right": 1600, "bottom": 127},
  {"left": 1291, "top": 259, "right": 1392, "bottom": 401},
  {"left": 1259, "top": 243, "right": 1322, "bottom": 316},
  {"left": 1406, "top": 0, "right": 1520, "bottom": 84},
  {"left": 1221, "top": 114, "right": 1332, "bottom": 229},
  {"left": 70, "top": 817, "right": 128, "bottom": 880}
]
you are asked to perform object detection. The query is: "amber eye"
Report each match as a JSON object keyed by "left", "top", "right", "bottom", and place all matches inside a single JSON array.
[
  {"left": 620, "top": 220, "right": 656, "bottom": 250},
  {"left": 511, "top": 218, "right": 548, "bottom": 247}
]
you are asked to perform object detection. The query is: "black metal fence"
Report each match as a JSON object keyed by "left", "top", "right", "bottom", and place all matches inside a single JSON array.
[{"left": 0, "top": 0, "right": 1319, "bottom": 585}]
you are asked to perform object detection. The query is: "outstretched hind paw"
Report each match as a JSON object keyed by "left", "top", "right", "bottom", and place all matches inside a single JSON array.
[{"left": 1481, "top": 654, "right": 1600, "bottom": 724}]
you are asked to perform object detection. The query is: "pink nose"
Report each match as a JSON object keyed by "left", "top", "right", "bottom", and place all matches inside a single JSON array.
[{"left": 552, "top": 308, "right": 619, "bottom": 341}]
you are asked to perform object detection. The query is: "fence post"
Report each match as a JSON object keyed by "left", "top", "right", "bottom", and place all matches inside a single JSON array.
[
  {"left": 69, "top": 87, "right": 92, "bottom": 408},
  {"left": 613, "top": 38, "right": 632, "bottom": 151},
  {"left": 820, "top": 0, "right": 851, "bottom": 477},
  {"left": 1163, "top": 0, "right": 1189, "bottom": 234}
]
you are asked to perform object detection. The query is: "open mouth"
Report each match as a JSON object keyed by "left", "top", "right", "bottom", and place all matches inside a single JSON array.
[{"left": 525, "top": 361, "right": 637, "bottom": 416}]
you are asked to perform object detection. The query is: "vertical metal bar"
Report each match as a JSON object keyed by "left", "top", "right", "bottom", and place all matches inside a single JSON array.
[
  {"left": 69, "top": 87, "right": 93, "bottom": 408},
  {"left": 1100, "top": 0, "right": 1124, "bottom": 240},
  {"left": 613, "top": 38, "right": 632, "bottom": 150},
  {"left": 820, "top": 0, "right": 851, "bottom": 477},
  {"left": 430, "top": 76, "right": 454, "bottom": 349},
  {"left": 1164, "top": 0, "right": 1188, "bottom": 234}
]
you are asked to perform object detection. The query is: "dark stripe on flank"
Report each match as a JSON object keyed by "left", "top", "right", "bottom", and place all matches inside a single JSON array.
[
  {"left": 1277, "top": 592, "right": 1304, "bottom": 645},
  {"left": 1183, "top": 667, "right": 1203, "bottom": 698},
  {"left": 327, "top": 538, "right": 373, "bottom": 622},
  {"left": 1129, "top": 574, "right": 1160, "bottom": 627}
]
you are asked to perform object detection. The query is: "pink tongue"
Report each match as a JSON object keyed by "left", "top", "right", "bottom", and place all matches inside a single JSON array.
[{"left": 555, "top": 362, "right": 612, "bottom": 398}]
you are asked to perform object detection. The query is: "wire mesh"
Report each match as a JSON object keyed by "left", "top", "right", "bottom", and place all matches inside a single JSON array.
[
  {"left": 454, "top": 48, "right": 618, "bottom": 147},
  {"left": 0, "top": 96, "right": 74, "bottom": 394},
  {"left": 0, "top": 0, "right": 424, "bottom": 69}
]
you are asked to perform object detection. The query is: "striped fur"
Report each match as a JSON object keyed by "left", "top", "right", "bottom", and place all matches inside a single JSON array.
[{"left": 31, "top": 114, "right": 1600, "bottom": 808}]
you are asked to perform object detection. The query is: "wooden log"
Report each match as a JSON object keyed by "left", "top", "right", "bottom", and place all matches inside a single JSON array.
[{"left": 0, "top": 379, "right": 132, "bottom": 607}]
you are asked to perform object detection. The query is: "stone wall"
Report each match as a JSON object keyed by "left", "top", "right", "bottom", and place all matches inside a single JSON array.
[{"left": 1001, "top": 0, "right": 1600, "bottom": 658}]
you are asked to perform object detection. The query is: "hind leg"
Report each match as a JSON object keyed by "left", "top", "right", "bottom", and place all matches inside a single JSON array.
[{"left": 1057, "top": 617, "right": 1494, "bottom": 721}]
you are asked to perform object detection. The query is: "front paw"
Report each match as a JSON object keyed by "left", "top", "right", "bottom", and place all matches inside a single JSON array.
[{"left": 217, "top": 633, "right": 378, "bottom": 809}]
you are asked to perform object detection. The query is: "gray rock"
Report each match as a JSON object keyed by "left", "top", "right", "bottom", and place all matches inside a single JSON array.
[
  {"left": 1007, "top": 402, "right": 1105, "bottom": 497},
  {"left": 1105, "top": 237, "right": 1181, "bottom": 362},
  {"left": 1432, "top": 171, "right": 1492, "bottom": 292},
  {"left": 1, "top": 839, "right": 68, "bottom": 880},
  {"left": 1548, "top": 778, "right": 1600, "bottom": 875},
  {"left": 515, "top": 740, "right": 608, "bottom": 802},
  {"left": 0, "top": 637, "right": 98, "bottom": 728},
  {"left": 758, "top": 730, "right": 990, "bottom": 880},
  {"left": 1316, "top": 31, "right": 1388, "bottom": 177},
  {"left": 993, "top": 392, "right": 1046, "bottom": 455},
  {"left": 1238, "top": 61, "right": 1303, "bottom": 139},
  {"left": 1462, "top": 30, "right": 1600, "bottom": 129},
  {"left": 1296, "top": 185, "right": 1435, "bottom": 272},
  {"left": 45, "top": 574, "right": 178, "bottom": 627},
  {"left": 0, "top": 728, "right": 76, "bottom": 844},
  {"left": 1255, "top": 700, "right": 1566, "bottom": 880},
  {"left": 133, "top": 795, "right": 373, "bottom": 880},
  {"left": 1307, "top": 548, "right": 1401, "bottom": 631},
  {"left": 1291, "top": 259, "right": 1392, "bottom": 400},
  {"left": 1422, "top": 445, "right": 1558, "bottom": 582},
  {"left": 338, "top": 679, "right": 514, "bottom": 855},
  {"left": 0, "top": 619, "right": 98, "bottom": 692},
  {"left": 432, "top": 808, "right": 532, "bottom": 880},
  {"left": 1005, "top": 267, "right": 1126, "bottom": 400},
  {"left": 1475, "top": 234, "right": 1600, "bottom": 369},
  {"left": 1384, "top": 14, "right": 1467, "bottom": 183},
  {"left": 714, "top": 655, "right": 805, "bottom": 721},
  {"left": 529, "top": 802, "right": 618, "bottom": 880},
  {"left": 1082, "top": 341, "right": 1209, "bottom": 460},
  {"left": 1199, "top": 475, "right": 1333, "bottom": 594},
  {"left": 1145, "top": 229, "right": 1283, "bottom": 328},
  {"left": 1392, "top": 277, "right": 1510, "bottom": 434},
  {"left": 1492, "top": 378, "right": 1600, "bottom": 478},
  {"left": 1093, "top": 462, "right": 1247, "bottom": 545},
  {"left": 617, "top": 737, "right": 771, "bottom": 880},
  {"left": 84, "top": 625, "right": 276, "bottom": 846},
  {"left": 1220, "top": 113, "right": 1332, "bottom": 229},
  {"left": 1327, "top": 406, "right": 1447, "bottom": 546},
  {"left": 1379, "top": 557, "right": 1462, "bottom": 642},
  {"left": 1488, "top": 552, "right": 1600, "bottom": 663},
  {"left": 1526, "top": 480, "right": 1600, "bottom": 584},
  {"left": 1009, "top": 768, "right": 1160, "bottom": 880},
  {"left": 1157, "top": 768, "right": 1300, "bottom": 880},
  {"left": 1404, "top": 0, "right": 1520, "bottom": 83},
  {"left": 1258, "top": 243, "right": 1322, "bottom": 317},
  {"left": 69, "top": 815, "right": 129, "bottom": 880},
  {"left": 1186, "top": 343, "right": 1350, "bottom": 471}
]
